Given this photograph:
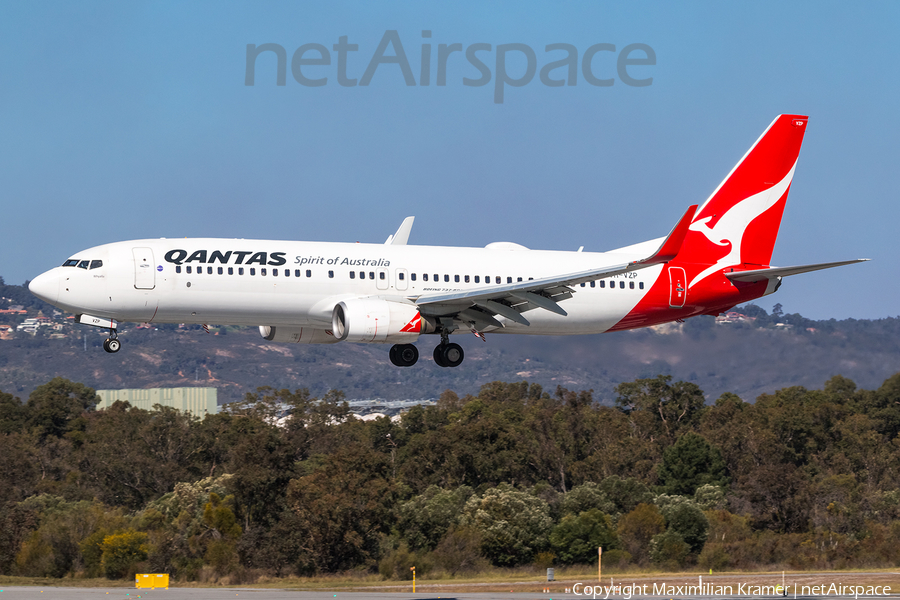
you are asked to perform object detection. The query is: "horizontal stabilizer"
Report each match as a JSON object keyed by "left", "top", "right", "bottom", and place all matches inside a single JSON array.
[
  {"left": 632, "top": 205, "right": 698, "bottom": 267},
  {"left": 725, "top": 259, "right": 869, "bottom": 282}
]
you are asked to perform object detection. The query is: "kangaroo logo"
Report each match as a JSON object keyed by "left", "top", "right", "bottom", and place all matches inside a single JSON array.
[{"left": 688, "top": 162, "right": 796, "bottom": 287}]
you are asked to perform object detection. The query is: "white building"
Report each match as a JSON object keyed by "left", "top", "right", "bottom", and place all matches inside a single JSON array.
[{"left": 96, "top": 387, "right": 218, "bottom": 418}]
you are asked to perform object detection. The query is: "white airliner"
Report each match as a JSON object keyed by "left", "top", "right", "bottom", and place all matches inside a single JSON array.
[{"left": 29, "top": 115, "right": 866, "bottom": 367}]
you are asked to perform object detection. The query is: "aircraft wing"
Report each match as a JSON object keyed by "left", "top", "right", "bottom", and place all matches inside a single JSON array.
[
  {"left": 413, "top": 205, "right": 697, "bottom": 330},
  {"left": 724, "top": 259, "right": 869, "bottom": 282}
]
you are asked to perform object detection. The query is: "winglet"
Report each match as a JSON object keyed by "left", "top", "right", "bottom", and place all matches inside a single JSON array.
[
  {"left": 633, "top": 205, "right": 698, "bottom": 266},
  {"left": 385, "top": 216, "right": 415, "bottom": 245}
]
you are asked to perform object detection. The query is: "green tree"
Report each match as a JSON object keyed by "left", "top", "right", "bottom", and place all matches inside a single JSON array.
[
  {"left": 461, "top": 483, "right": 553, "bottom": 567},
  {"left": 560, "top": 483, "right": 616, "bottom": 516},
  {"left": 657, "top": 433, "right": 728, "bottom": 495},
  {"left": 649, "top": 529, "right": 690, "bottom": 569},
  {"left": 397, "top": 485, "right": 473, "bottom": 550},
  {"left": 616, "top": 375, "right": 706, "bottom": 444},
  {"left": 655, "top": 496, "right": 709, "bottom": 554},
  {"left": 283, "top": 444, "right": 397, "bottom": 573},
  {"left": 549, "top": 509, "right": 618, "bottom": 564},
  {"left": 25, "top": 378, "right": 98, "bottom": 440},
  {"left": 598, "top": 476, "right": 654, "bottom": 514}
]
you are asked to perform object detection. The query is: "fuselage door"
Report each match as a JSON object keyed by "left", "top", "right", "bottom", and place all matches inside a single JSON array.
[
  {"left": 133, "top": 247, "right": 156, "bottom": 290},
  {"left": 395, "top": 268, "right": 408, "bottom": 291},
  {"left": 668, "top": 266, "right": 686, "bottom": 308},
  {"left": 376, "top": 267, "right": 389, "bottom": 290}
]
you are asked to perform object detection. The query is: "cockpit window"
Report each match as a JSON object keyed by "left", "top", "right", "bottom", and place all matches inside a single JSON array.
[
  {"left": 63, "top": 259, "right": 79, "bottom": 267},
  {"left": 90, "top": 260, "right": 103, "bottom": 269},
  {"left": 77, "top": 260, "right": 89, "bottom": 269}
]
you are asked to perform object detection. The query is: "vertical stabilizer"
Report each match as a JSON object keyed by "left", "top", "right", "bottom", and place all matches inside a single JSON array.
[{"left": 680, "top": 115, "right": 808, "bottom": 287}]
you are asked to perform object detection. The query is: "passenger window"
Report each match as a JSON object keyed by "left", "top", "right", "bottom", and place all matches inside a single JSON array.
[
  {"left": 176, "top": 266, "right": 182, "bottom": 274},
  {"left": 186, "top": 266, "right": 192, "bottom": 274},
  {"left": 204, "top": 267, "right": 210, "bottom": 274},
  {"left": 63, "top": 259, "right": 80, "bottom": 267},
  {"left": 434, "top": 274, "right": 439, "bottom": 282},
  {"left": 250, "top": 268, "right": 256, "bottom": 276},
  {"left": 423, "top": 274, "right": 429, "bottom": 281},
  {"left": 507, "top": 277, "right": 512, "bottom": 283},
  {"left": 239, "top": 268, "right": 245, "bottom": 275},
  {"left": 306, "top": 270, "right": 312, "bottom": 277},
  {"left": 639, "top": 282, "right": 644, "bottom": 289},
  {"left": 455, "top": 275, "right": 460, "bottom": 283},
  {"left": 284, "top": 269, "right": 289, "bottom": 277},
  {"left": 474, "top": 276, "right": 480, "bottom": 283},
  {"left": 218, "top": 267, "right": 224, "bottom": 275},
  {"left": 600, "top": 280, "right": 605, "bottom": 288},
  {"left": 496, "top": 276, "right": 501, "bottom": 284},
  {"left": 581, "top": 283, "right": 586, "bottom": 287},
  {"left": 350, "top": 271, "right": 356, "bottom": 279},
  {"left": 629, "top": 281, "right": 634, "bottom": 289},
  {"left": 590, "top": 281, "right": 595, "bottom": 288},
  {"left": 329, "top": 270, "right": 335, "bottom": 278},
  {"left": 90, "top": 260, "right": 103, "bottom": 269},
  {"left": 261, "top": 268, "right": 267, "bottom": 276},
  {"left": 273, "top": 269, "right": 278, "bottom": 276},
  {"left": 294, "top": 269, "right": 301, "bottom": 277},
  {"left": 411, "top": 273, "right": 416, "bottom": 281},
  {"left": 619, "top": 281, "right": 625, "bottom": 289},
  {"left": 379, "top": 272, "right": 385, "bottom": 280},
  {"left": 369, "top": 272, "right": 375, "bottom": 279},
  {"left": 78, "top": 260, "right": 89, "bottom": 269},
  {"left": 399, "top": 272, "right": 405, "bottom": 280},
  {"left": 444, "top": 275, "right": 449, "bottom": 283},
  {"left": 517, "top": 277, "right": 523, "bottom": 282},
  {"left": 228, "top": 267, "right": 233, "bottom": 275}
]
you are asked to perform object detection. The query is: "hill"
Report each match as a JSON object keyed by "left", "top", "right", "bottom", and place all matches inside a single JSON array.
[{"left": 2, "top": 273, "right": 898, "bottom": 403}]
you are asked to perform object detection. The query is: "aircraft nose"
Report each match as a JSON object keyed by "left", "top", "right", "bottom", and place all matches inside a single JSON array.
[{"left": 29, "top": 270, "right": 60, "bottom": 304}]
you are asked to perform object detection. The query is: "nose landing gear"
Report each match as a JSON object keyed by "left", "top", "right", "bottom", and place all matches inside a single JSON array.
[{"left": 102, "top": 329, "right": 120, "bottom": 353}]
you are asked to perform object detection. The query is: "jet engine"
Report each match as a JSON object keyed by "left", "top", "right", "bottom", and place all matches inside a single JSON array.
[
  {"left": 258, "top": 326, "right": 339, "bottom": 344},
  {"left": 332, "top": 298, "right": 430, "bottom": 343}
]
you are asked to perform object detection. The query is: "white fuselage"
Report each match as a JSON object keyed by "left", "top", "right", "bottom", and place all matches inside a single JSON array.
[{"left": 31, "top": 238, "right": 664, "bottom": 336}]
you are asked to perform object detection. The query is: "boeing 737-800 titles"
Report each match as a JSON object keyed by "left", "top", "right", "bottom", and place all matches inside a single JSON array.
[{"left": 29, "top": 115, "right": 866, "bottom": 367}]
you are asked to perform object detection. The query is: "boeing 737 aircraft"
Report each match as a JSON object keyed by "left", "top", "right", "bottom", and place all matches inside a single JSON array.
[{"left": 29, "top": 115, "right": 866, "bottom": 367}]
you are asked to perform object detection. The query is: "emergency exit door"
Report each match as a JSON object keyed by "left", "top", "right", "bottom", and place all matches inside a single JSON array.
[
  {"left": 668, "top": 266, "right": 686, "bottom": 308},
  {"left": 133, "top": 247, "right": 156, "bottom": 290}
]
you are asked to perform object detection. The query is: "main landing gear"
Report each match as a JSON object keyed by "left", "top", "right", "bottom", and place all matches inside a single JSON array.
[
  {"left": 388, "top": 333, "right": 465, "bottom": 368},
  {"left": 433, "top": 342, "right": 464, "bottom": 368},
  {"left": 432, "top": 329, "right": 464, "bottom": 368},
  {"left": 102, "top": 329, "right": 120, "bottom": 354},
  {"left": 389, "top": 343, "right": 419, "bottom": 367}
]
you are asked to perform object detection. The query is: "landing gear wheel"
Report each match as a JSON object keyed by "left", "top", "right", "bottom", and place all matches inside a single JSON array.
[
  {"left": 441, "top": 343, "right": 464, "bottom": 367},
  {"left": 390, "top": 343, "right": 418, "bottom": 367},
  {"left": 433, "top": 345, "right": 447, "bottom": 367},
  {"left": 103, "top": 338, "right": 120, "bottom": 353}
]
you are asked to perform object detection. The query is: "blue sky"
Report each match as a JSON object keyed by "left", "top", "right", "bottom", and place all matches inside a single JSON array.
[{"left": 1, "top": 1, "right": 897, "bottom": 319}]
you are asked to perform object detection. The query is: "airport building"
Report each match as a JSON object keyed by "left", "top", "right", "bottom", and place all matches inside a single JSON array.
[{"left": 96, "top": 387, "right": 218, "bottom": 418}]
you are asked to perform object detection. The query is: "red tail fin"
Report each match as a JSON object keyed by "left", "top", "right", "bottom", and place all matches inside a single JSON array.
[{"left": 679, "top": 114, "right": 809, "bottom": 287}]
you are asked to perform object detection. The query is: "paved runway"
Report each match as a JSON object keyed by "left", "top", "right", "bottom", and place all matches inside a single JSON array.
[{"left": 1, "top": 588, "right": 899, "bottom": 600}]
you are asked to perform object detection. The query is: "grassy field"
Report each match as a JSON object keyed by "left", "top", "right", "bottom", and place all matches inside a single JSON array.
[{"left": 2, "top": 567, "right": 897, "bottom": 594}]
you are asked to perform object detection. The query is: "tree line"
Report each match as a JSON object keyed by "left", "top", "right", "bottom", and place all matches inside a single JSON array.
[{"left": 1, "top": 372, "right": 899, "bottom": 582}]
